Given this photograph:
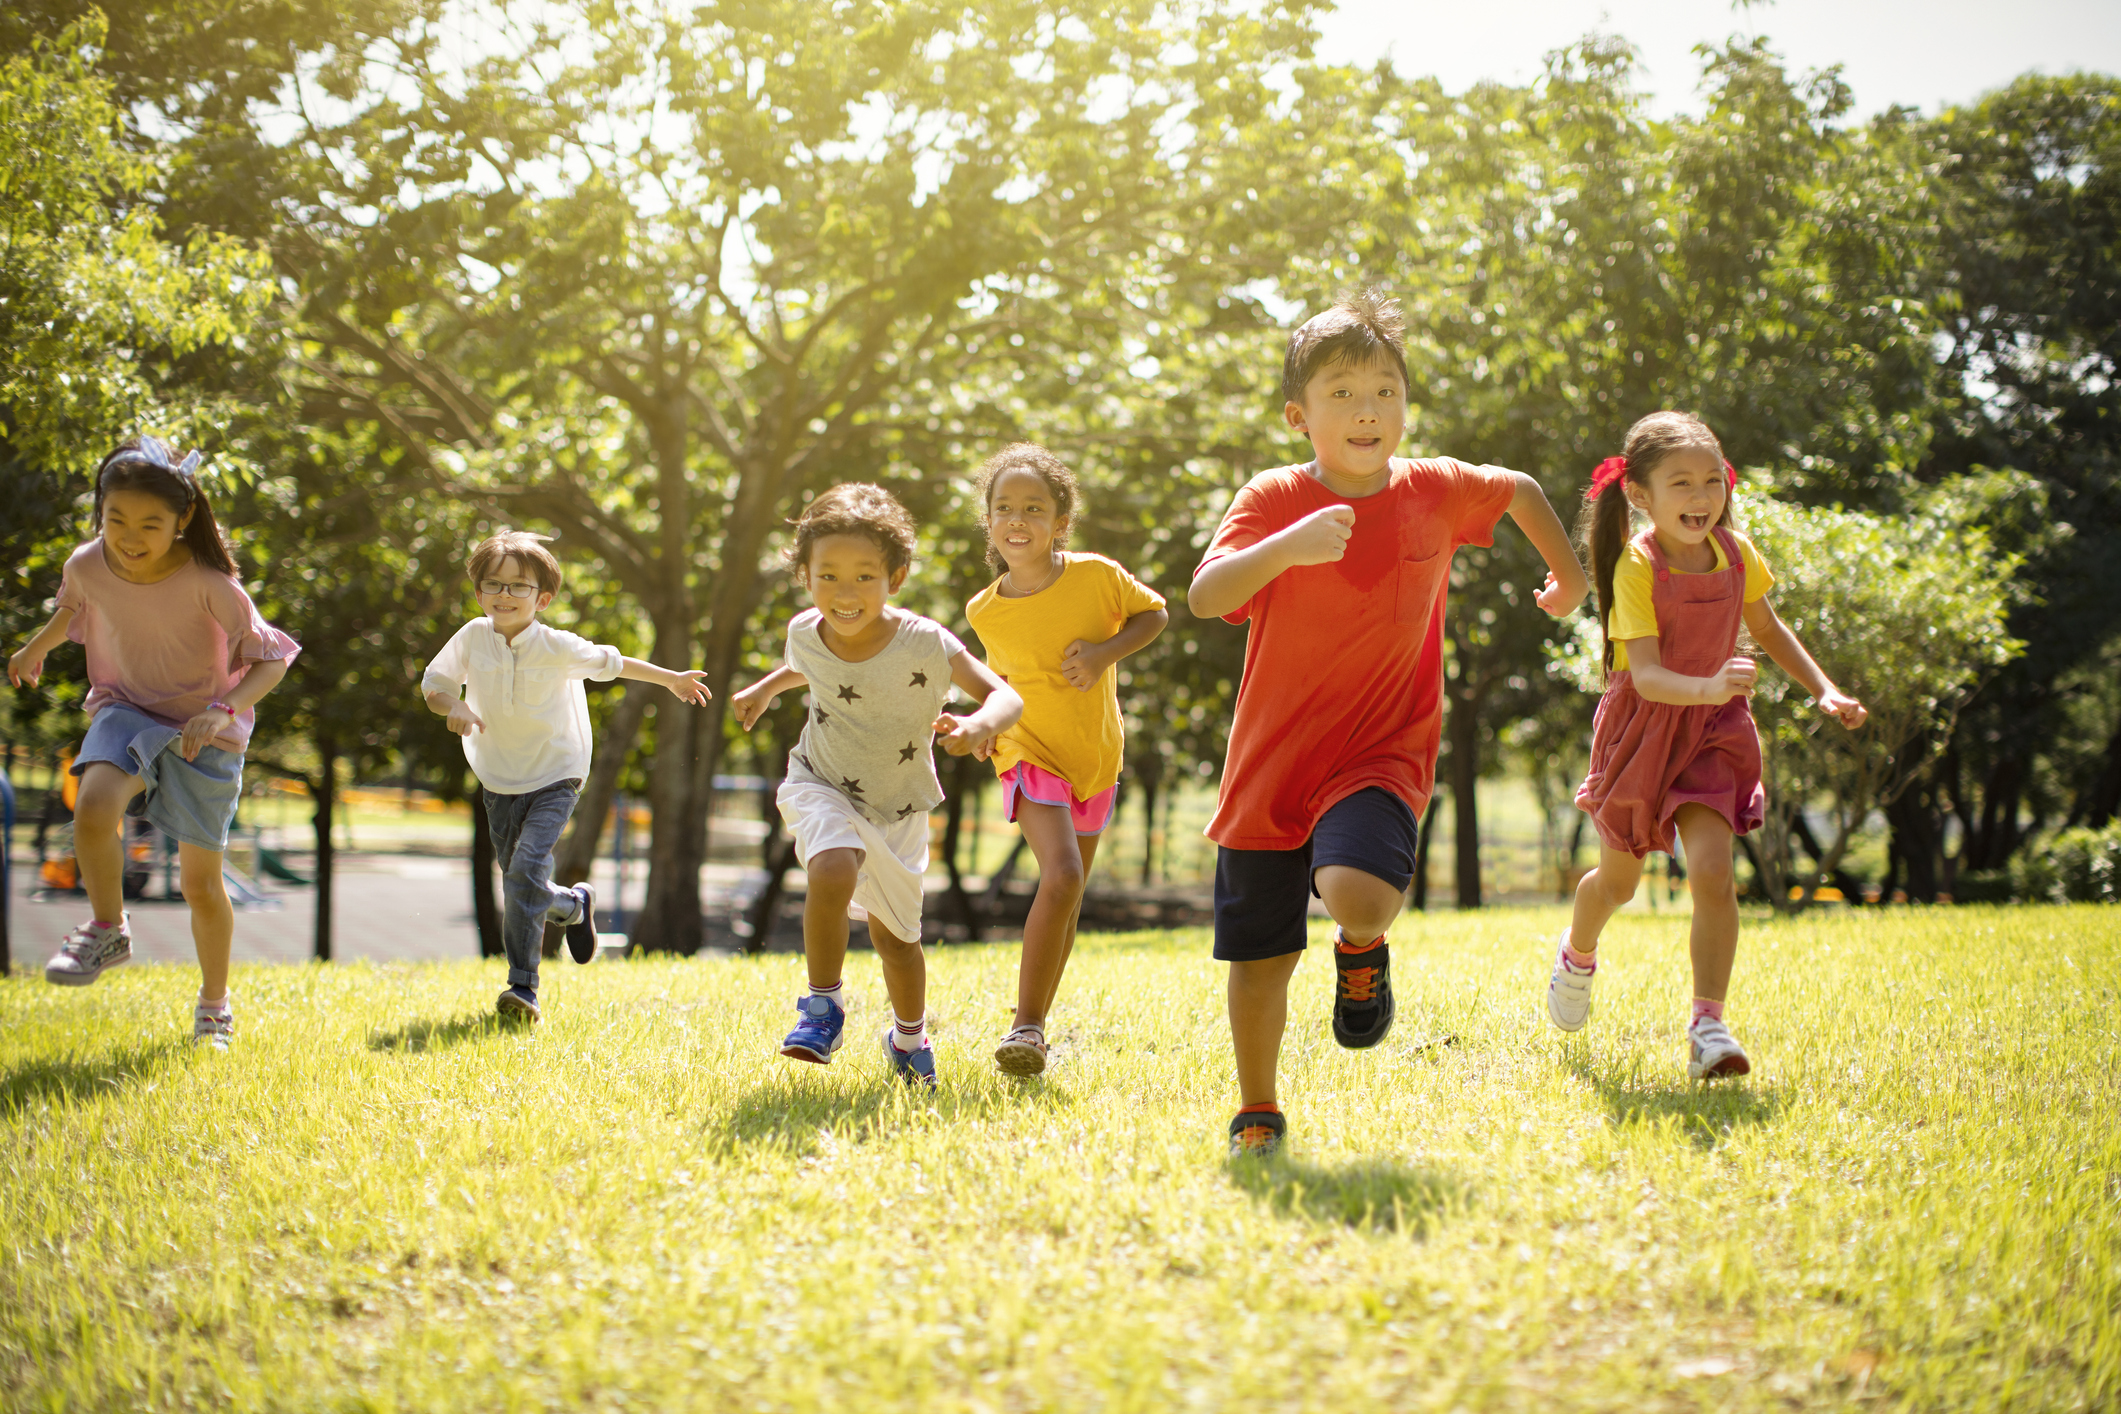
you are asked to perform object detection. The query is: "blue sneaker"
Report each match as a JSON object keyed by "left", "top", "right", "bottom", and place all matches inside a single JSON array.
[
  {"left": 881, "top": 1026, "right": 938, "bottom": 1089},
  {"left": 497, "top": 985, "right": 540, "bottom": 1022},
  {"left": 780, "top": 993, "right": 846, "bottom": 1063}
]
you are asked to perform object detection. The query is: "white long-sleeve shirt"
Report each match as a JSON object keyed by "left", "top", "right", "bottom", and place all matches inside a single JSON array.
[{"left": 420, "top": 618, "right": 622, "bottom": 795}]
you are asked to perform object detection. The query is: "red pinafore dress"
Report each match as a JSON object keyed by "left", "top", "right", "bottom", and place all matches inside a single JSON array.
[{"left": 1575, "top": 525, "right": 1766, "bottom": 858}]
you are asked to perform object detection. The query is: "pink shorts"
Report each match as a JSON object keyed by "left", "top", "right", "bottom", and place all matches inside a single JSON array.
[{"left": 999, "top": 762, "right": 1116, "bottom": 836}]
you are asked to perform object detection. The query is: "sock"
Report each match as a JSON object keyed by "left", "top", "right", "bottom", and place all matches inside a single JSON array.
[
  {"left": 1236, "top": 1101, "right": 1281, "bottom": 1117},
  {"left": 92, "top": 918, "right": 123, "bottom": 932},
  {"left": 1334, "top": 929, "right": 1383, "bottom": 954},
  {"left": 809, "top": 980, "right": 845, "bottom": 1008},
  {"left": 197, "top": 991, "right": 230, "bottom": 1012},
  {"left": 1691, "top": 997, "right": 1725, "bottom": 1025},
  {"left": 891, "top": 1014, "right": 928, "bottom": 1052},
  {"left": 1563, "top": 940, "right": 1597, "bottom": 972}
]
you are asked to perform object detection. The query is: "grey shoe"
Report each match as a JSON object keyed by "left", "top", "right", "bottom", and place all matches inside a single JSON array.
[
  {"left": 193, "top": 995, "right": 234, "bottom": 1050},
  {"left": 46, "top": 918, "right": 132, "bottom": 986}
]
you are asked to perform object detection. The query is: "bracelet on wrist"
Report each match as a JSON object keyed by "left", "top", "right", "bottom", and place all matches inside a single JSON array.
[{"left": 208, "top": 699, "right": 237, "bottom": 718}]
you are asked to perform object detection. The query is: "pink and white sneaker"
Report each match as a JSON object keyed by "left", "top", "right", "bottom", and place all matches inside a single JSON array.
[
  {"left": 45, "top": 918, "right": 132, "bottom": 986},
  {"left": 1546, "top": 932, "right": 1596, "bottom": 1032},
  {"left": 1687, "top": 1016, "right": 1752, "bottom": 1079}
]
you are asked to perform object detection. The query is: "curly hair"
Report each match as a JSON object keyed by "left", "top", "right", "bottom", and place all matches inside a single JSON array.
[
  {"left": 468, "top": 530, "right": 564, "bottom": 595},
  {"left": 971, "top": 442, "right": 1080, "bottom": 573},
  {"left": 1282, "top": 288, "right": 1411, "bottom": 405},
  {"left": 786, "top": 482, "right": 918, "bottom": 576}
]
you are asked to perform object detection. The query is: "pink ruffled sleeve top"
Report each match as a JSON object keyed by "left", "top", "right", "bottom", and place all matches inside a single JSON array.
[{"left": 55, "top": 539, "right": 301, "bottom": 754}]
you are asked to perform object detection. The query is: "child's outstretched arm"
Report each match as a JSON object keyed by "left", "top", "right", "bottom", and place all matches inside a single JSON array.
[
  {"left": 1060, "top": 607, "right": 1169, "bottom": 691},
  {"left": 934, "top": 651, "right": 1024, "bottom": 759},
  {"left": 1501, "top": 471, "right": 1591, "bottom": 617},
  {"left": 1742, "top": 597, "right": 1867, "bottom": 728},
  {"left": 618, "top": 657, "right": 712, "bottom": 705},
  {"left": 1187, "top": 506, "right": 1355, "bottom": 620},
  {"left": 731, "top": 664, "right": 808, "bottom": 731},
  {"left": 7, "top": 606, "right": 76, "bottom": 688}
]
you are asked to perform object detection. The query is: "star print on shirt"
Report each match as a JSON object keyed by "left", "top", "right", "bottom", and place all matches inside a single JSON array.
[
  {"left": 795, "top": 753, "right": 813, "bottom": 774},
  {"left": 896, "top": 803, "right": 922, "bottom": 820},
  {"left": 897, "top": 741, "right": 918, "bottom": 763},
  {"left": 815, "top": 707, "right": 829, "bottom": 725},
  {"left": 837, "top": 684, "right": 861, "bottom": 702},
  {"left": 840, "top": 777, "right": 864, "bottom": 797},
  {"left": 908, "top": 670, "right": 928, "bottom": 688}
]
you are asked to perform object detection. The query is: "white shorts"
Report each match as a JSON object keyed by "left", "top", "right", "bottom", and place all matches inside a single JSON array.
[{"left": 776, "top": 779, "right": 930, "bottom": 944}]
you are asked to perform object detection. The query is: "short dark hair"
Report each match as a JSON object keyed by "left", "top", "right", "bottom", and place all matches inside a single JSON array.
[
  {"left": 1281, "top": 289, "right": 1411, "bottom": 405},
  {"left": 468, "top": 531, "right": 564, "bottom": 595},
  {"left": 787, "top": 482, "right": 918, "bottom": 576},
  {"left": 972, "top": 442, "right": 1080, "bottom": 572}
]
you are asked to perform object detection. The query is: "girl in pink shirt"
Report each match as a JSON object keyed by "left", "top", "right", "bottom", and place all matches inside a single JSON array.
[{"left": 9, "top": 437, "right": 299, "bottom": 1048}]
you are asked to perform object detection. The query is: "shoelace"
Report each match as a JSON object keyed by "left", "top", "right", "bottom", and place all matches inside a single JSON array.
[
  {"left": 1339, "top": 967, "right": 1378, "bottom": 1003},
  {"left": 1232, "top": 1123, "right": 1280, "bottom": 1152}
]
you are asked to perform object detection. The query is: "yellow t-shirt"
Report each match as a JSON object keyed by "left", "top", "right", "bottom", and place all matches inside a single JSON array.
[
  {"left": 1608, "top": 530, "right": 1774, "bottom": 671},
  {"left": 965, "top": 553, "right": 1166, "bottom": 798}
]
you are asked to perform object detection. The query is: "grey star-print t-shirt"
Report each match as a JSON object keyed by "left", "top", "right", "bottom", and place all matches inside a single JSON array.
[{"left": 783, "top": 608, "right": 966, "bottom": 825}]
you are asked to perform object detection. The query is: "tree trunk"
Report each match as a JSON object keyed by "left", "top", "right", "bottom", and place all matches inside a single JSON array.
[
  {"left": 2078, "top": 708, "right": 2121, "bottom": 829},
  {"left": 939, "top": 753, "right": 981, "bottom": 941},
  {"left": 1136, "top": 752, "right": 1163, "bottom": 888},
  {"left": 471, "top": 784, "right": 502, "bottom": 957},
  {"left": 1886, "top": 780, "right": 1940, "bottom": 903},
  {"left": 313, "top": 731, "right": 337, "bottom": 962},
  {"left": 1448, "top": 690, "right": 1482, "bottom": 909},
  {"left": 1410, "top": 795, "right": 1441, "bottom": 911}
]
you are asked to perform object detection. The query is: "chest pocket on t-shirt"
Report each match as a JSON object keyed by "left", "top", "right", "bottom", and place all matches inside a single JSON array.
[
  {"left": 517, "top": 666, "right": 560, "bottom": 707},
  {"left": 1394, "top": 553, "right": 1444, "bottom": 627}
]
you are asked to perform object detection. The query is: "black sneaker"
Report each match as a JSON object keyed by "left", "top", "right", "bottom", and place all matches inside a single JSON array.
[
  {"left": 1331, "top": 935, "right": 1394, "bottom": 1049},
  {"left": 565, "top": 882, "right": 598, "bottom": 964},
  {"left": 1228, "top": 1108, "right": 1286, "bottom": 1158},
  {"left": 497, "top": 985, "right": 540, "bottom": 1022}
]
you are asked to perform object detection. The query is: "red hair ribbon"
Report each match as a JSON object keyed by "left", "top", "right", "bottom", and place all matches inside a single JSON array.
[{"left": 1585, "top": 456, "right": 1741, "bottom": 500}]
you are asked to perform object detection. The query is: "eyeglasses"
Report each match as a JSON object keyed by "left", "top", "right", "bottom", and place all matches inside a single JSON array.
[{"left": 478, "top": 580, "right": 541, "bottom": 600}]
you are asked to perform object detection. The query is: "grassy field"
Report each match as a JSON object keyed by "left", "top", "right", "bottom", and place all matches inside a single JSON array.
[{"left": 0, "top": 906, "right": 2114, "bottom": 1412}]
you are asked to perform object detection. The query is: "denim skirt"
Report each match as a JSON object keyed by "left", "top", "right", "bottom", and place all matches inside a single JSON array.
[{"left": 73, "top": 702, "right": 245, "bottom": 852}]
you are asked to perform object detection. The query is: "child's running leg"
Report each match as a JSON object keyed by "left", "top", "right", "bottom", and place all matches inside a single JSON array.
[
  {"left": 489, "top": 783, "right": 580, "bottom": 1022},
  {"left": 46, "top": 763, "right": 143, "bottom": 987},
  {"left": 1674, "top": 804, "right": 1749, "bottom": 1078},
  {"left": 1548, "top": 841, "right": 1644, "bottom": 1031},
  {"left": 782, "top": 846, "right": 859, "bottom": 1063},
  {"left": 1229, "top": 951, "right": 1303, "bottom": 1107},
  {"left": 1314, "top": 863, "right": 1403, "bottom": 1047},
  {"left": 868, "top": 912, "right": 936, "bottom": 1088},
  {"left": 179, "top": 840, "right": 236, "bottom": 1048},
  {"left": 997, "top": 800, "right": 1100, "bottom": 1073}
]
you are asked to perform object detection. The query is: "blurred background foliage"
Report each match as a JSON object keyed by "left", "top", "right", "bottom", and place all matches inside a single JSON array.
[{"left": 3, "top": 1, "right": 2116, "bottom": 946}]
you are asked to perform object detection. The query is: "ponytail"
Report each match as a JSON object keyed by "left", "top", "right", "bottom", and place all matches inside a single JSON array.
[
  {"left": 1575, "top": 479, "right": 1635, "bottom": 676},
  {"left": 92, "top": 436, "right": 239, "bottom": 578},
  {"left": 1577, "top": 410, "right": 1735, "bottom": 677}
]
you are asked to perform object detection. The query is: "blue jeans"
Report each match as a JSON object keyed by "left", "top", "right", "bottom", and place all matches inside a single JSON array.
[{"left": 484, "top": 779, "right": 583, "bottom": 989}]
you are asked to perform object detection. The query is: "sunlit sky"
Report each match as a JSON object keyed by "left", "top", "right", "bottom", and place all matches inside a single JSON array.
[{"left": 1316, "top": 0, "right": 2121, "bottom": 116}]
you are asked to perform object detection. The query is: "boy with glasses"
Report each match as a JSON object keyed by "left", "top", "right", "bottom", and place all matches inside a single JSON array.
[{"left": 422, "top": 531, "right": 711, "bottom": 1020}]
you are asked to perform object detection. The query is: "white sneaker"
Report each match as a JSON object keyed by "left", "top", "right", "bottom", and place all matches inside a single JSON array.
[
  {"left": 1687, "top": 1015, "right": 1751, "bottom": 1079},
  {"left": 193, "top": 994, "right": 234, "bottom": 1051},
  {"left": 1546, "top": 932, "right": 1596, "bottom": 1032},
  {"left": 45, "top": 917, "right": 132, "bottom": 986}
]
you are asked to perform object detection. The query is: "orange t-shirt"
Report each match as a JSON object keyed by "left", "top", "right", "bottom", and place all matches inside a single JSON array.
[{"left": 1200, "top": 458, "right": 1516, "bottom": 851}]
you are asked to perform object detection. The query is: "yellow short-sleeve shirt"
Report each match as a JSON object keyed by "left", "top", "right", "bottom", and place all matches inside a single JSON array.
[
  {"left": 1607, "top": 530, "right": 1774, "bottom": 671},
  {"left": 965, "top": 553, "right": 1166, "bottom": 798}
]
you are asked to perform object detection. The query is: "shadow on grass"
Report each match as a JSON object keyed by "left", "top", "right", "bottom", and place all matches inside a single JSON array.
[
  {"left": 0, "top": 1040, "right": 185, "bottom": 1115},
  {"left": 368, "top": 1013, "right": 523, "bottom": 1053},
  {"left": 711, "top": 1068, "right": 1078, "bottom": 1156},
  {"left": 1228, "top": 1155, "right": 1469, "bottom": 1235},
  {"left": 1568, "top": 1058, "right": 1786, "bottom": 1148}
]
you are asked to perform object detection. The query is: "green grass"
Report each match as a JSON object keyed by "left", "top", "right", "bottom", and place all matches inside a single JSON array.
[{"left": 1, "top": 906, "right": 2116, "bottom": 1411}]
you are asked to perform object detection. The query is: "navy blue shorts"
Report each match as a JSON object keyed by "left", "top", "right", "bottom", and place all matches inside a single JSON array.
[{"left": 1212, "top": 787, "right": 1421, "bottom": 962}]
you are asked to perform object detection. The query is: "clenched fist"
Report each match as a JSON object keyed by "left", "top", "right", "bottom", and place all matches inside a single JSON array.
[{"left": 1276, "top": 504, "right": 1357, "bottom": 567}]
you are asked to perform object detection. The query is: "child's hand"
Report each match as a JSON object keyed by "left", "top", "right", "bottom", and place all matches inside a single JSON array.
[
  {"left": 1703, "top": 657, "right": 1758, "bottom": 705},
  {"left": 179, "top": 706, "right": 234, "bottom": 762},
  {"left": 1533, "top": 571, "right": 1584, "bottom": 618},
  {"left": 1059, "top": 639, "right": 1111, "bottom": 692},
  {"left": 1277, "top": 504, "right": 1357, "bottom": 567},
  {"left": 730, "top": 681, "right": 777, "bottom": 731},
  {"left": 8, "top": 643, "right": 46, "bottom": 689},
  {"left": 1818, "top": 688, "right": 1867, "bottom": 729},
  {"left": 664, "top": 669, "right": 712, "bottom": 705},
  {"left": 932, "top": 711, "right": 1000, "bottom": 760},
  {"left": 447, "top": 701, "right": 486, "bottom": 737}
]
